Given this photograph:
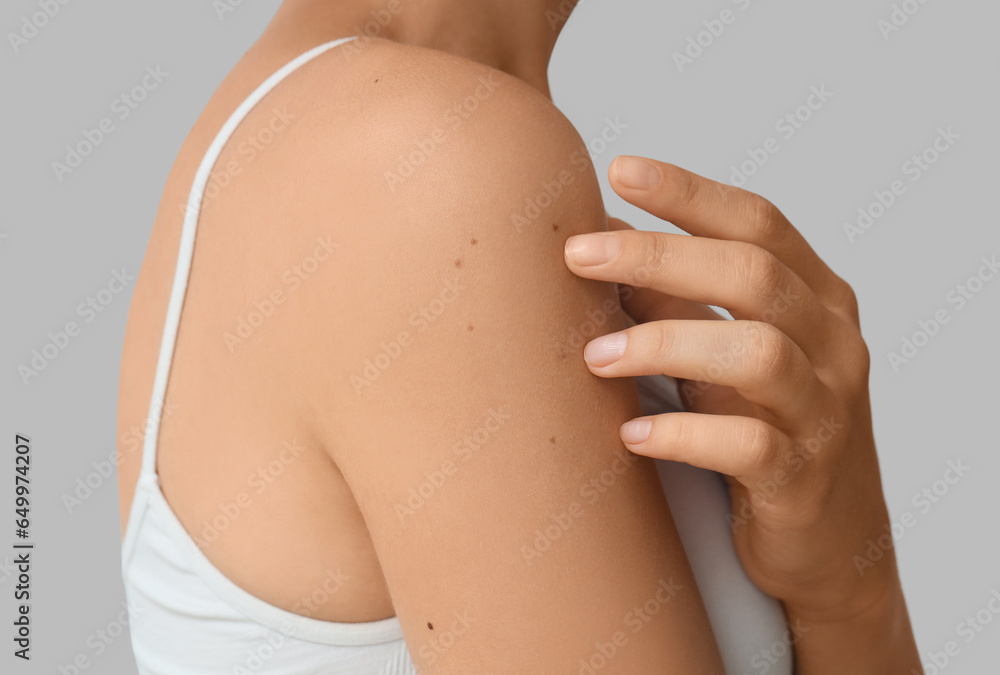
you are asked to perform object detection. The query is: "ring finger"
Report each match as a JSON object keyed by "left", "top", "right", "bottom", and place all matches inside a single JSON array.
[{"left": 585, "top": 319, "right": 830, "bottom": 433}]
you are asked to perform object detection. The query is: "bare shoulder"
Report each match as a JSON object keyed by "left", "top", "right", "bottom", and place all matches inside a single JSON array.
[
  {"left": 255, "top": 37, "right": 723, "bottom": 673},
  {"left": 294, "top": 35, "right": 603, "bottom": 229},
  {"left": 264, "top": 35, "right": 621, "bottom": 405},
  {"left": 275, "top": 36, "right": 620, "bottom": 405}
]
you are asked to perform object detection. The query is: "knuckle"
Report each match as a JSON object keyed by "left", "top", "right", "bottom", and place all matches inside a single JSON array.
[
  {"left": 853, "top": 333, "right": 871, "bottom": 375},
  {"left": 745, "top": 322, "right": 795, "bottom": 381},
  {"left": 742, "top": 419, "right": 779, "bottom": 469},
  {"left": 670, "top": 414, "right": 696, "bottom": 452},
  {"left": 744, "top": 245, "right": 785, "bottom": 305},
  {"left": 821, "top": 273, "right": 862, "bottom": 328},
  {"left": 859, "top": 348, "right": 872, "bottom": 384},
  {"left": 644, "top": 322, "right": 677, "bottom": 363},
  {"left": 842, "top": 332, "right": 871, "bottom": 391},
  {"left": 831, "top": 275, "right": 859, "bottom": 311},
  {"left": 745, "top": 193, "right": 784, "bottom": 244},
  {"left": 840, "top": 286, "right": 861, "bottom": 324},
  {"left": 629, "top": 233, "right": 672, "bottom": 286},
  {"left": 663, "top": 163, "right": 700, "bottom": 210}
]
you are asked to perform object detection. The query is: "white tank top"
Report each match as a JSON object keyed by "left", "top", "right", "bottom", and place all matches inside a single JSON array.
[{"left": 120, "top": 34, "right": 793, "bottom": 674}]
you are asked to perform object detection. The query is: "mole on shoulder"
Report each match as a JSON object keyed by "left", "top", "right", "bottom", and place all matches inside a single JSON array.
[
  {"left": 471, "top": 237, "right": 478, "bottom": 246},
  {"left": 427, "top": 622, "right": 434, "bottom": 630},
  {"left": 467, "top": 324, "right": 475, "bottom": 332}
]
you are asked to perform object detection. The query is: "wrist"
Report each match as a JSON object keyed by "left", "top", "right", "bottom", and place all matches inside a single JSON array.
[
  {"left": 782, "top": 491, "right": 902, "bottom": 623},
  {"left": 785, "top": 551, "right": 900, "bottom": 624},
  {"left": 784, "top": 570, "right": 921, "bottom": 674}
]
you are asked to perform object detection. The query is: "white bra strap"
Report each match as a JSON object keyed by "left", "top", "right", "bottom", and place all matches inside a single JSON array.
[{"left": 139, "top": 35, "right": 360, "bottom": 477}]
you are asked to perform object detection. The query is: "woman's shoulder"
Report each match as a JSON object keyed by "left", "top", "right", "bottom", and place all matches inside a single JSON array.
[
  {"left": 228, "top": 34, "right": 616, "bottom": 410},
  {"left": 319, "top": 36, "right": 569, "bottom": 133},
  {"left": 280, "top": 36, "right": 599, "bottom": 205},
  {"left": 262, "top": 41, "right": 731, "bottom": 675}
]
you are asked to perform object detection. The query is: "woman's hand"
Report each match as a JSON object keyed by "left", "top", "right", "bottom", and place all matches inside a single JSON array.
[{"left": 564, "top": 156, "right": 920, "bottom": 672}]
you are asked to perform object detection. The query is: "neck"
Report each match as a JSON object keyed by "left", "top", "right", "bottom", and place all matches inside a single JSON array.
[{"left": 265, "top": 0, "right": 580, "bottom": 98}]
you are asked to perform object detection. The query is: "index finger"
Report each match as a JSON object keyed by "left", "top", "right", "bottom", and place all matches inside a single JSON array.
[{"left": 608, "top": 156, "right": 853, "bottom": 313}]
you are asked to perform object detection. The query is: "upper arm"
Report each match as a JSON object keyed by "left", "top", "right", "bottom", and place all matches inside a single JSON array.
[{"left": 294, "top": 47, "right": 724, "bottom": 673}]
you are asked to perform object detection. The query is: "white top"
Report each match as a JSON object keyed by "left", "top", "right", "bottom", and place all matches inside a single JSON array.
[{"left": 120, "top": 34, "right": 792, "bottom": 674}]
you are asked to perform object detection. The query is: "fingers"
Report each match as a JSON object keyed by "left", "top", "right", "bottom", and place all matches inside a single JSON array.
[
  {"left": 619, "top": 412, "right": 798, "bottom": 487},
  {"left": 565, "top": 229, "right": 842, "bottom": 361},
  {"left": 607, "top": 156, "right": 855, "bottom": 318},
  {"left": 620, "top": 283, "right": 724, "bottom": 323},
  {"left": 585, "top": 320, "right": 829, "bottom": 431},
  {"left": 607, "top": 217, "right": 722, "bottom": 323}
]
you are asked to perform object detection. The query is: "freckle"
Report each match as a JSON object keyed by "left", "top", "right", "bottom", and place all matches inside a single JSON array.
[
  {"left": 549, "top": 436, "right": 556, "bottom": 444},
  {"left": 471, "top": 238, "right": 478, "bottom": 246},
  {"left": 467, "top": 324, "right": 474, "bottom": 332},
  {"left": 455, "top": 259, "right": 462, "bottom": 268},
  {"left": 374, "top": 78, "right": 379, "bottom": 83},
  {"left": 552, "top": 223, "right": 559, "bottom": 231},
  {"left": 427, "top": 622, "right": 434, "bottom": 630}
]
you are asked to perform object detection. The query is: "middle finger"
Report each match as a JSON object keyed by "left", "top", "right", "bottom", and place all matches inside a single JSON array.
[{"left": 566, "top": 229, "right": 841, "bottom": 363}]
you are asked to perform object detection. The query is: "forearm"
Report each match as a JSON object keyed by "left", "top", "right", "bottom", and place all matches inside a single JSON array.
[{"left": 787, "top": 567, "right": 921, "bottom": 674}]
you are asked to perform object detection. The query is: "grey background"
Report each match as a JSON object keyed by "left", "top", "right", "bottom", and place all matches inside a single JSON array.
[{"left": 1, "top": 0, "right": 996, "bottom": 672}]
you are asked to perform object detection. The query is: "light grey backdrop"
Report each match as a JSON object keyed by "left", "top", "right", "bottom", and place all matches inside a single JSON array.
[{"left": 1, "top": 0, "right": 996, "bottom": 672}]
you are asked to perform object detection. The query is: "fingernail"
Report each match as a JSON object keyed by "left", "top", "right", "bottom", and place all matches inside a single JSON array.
[
  {"left": 584, "top": 332, "right": 628, "bottom": 367},
  {"left": 613, "top": 156, "right": 661, "bottom": 191},
  {"left": 565, "top": 233, "right": 621, "bottom": 266},
  {"left": 621, "top": 419, "right": 652, "bottom": 445}
]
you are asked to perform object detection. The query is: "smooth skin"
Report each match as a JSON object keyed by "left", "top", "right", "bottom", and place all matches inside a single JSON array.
[
  {"left": 118, "top": 29, "right": 728, "bottom": 675},
  {"left": 565, "top": 155, "right": 923, "bottom": 673}
]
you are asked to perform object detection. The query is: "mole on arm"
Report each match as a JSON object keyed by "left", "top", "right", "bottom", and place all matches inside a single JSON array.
[
  {"left": 427, "top": 622, "right": 434, "bottom": 630},
  {"left": 470, "top": 237, "right": 478, "bottom": 246},
  {"left": 455, "top": 258, "right": 462, "bottom": 268}
]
